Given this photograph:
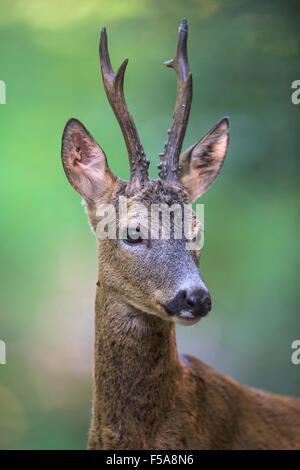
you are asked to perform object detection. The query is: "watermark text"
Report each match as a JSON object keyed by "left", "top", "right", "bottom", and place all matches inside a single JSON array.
[
  {"left": 0, "top": 80, "right": 6, "bottom": 104},
  {"left": 291, "top": 340, "right": 300, "bottom": 365},
  {"left": 291, "top": 80, "right": 300, "bottom": 105},
  {"left": 0, "top": 340, "right": 6, "bottom": 364},
  {"left": 95, "top": 197, "right": 204, "bottom": 250}
]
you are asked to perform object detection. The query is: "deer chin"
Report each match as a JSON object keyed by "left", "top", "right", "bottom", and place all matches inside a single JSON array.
[
  {"left": 160, "top": 305, "right": 203, "bottom": 326},
  {"left": 157, "top": 302, "right": 203, "bottom": 326},
  {"left": 173, "top": 313, "right": 202, "bottom": 326},
  {"left": 126, "top": 298, "right": 202, "bottom": 326}
]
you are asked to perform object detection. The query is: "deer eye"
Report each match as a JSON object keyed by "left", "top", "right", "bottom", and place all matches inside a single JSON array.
[{"left": 125, "top": 226, "right": 143, "bottom": 244}]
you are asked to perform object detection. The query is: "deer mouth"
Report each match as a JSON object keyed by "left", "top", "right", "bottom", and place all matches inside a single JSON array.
[
  {"left": 161, "top": 304, "right": 205, "bottom": 326},
  {"left": 175, "top": 312, "right": 202, "bottom": 326}
]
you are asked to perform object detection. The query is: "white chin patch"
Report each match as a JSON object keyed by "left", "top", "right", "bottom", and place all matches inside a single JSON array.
[{"left": 174, "top": 312, "right": 201, "bottom": 326}]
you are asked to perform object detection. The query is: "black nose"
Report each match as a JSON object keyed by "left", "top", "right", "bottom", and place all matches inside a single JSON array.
[
  {"left": 164, "top": 288, "right": 212, "bottom": 319},
  {"left": 182, "top": 289, "right": 212, "bottom": 317}
]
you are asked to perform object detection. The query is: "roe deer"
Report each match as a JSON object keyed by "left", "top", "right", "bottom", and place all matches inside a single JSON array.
[{"left": 61, "top": 19, "right": 300, "bottom": 449}]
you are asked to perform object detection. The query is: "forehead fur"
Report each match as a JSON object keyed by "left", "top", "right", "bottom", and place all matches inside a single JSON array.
[
  {"left": 86, "top": 179, "right": 191, "bottom": 232},
  {"left": 121, "top": 179, "right": 189, "bottom": 207}
]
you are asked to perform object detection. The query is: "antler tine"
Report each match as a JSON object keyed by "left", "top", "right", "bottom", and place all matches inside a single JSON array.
[
  {"left": 99, "top": 27, "right": 149, "bottom": 192},
  {"left": 158, "top": 18, "right": 193, "bottom": 184}
]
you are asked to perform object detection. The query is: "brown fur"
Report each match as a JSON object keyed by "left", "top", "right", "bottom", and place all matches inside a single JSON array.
[
  {"left": 60, "top": 25, "right": 300, "bottom": 449},
  {"left": 82, "top": 181, "right": 300, "bottom": 450}
]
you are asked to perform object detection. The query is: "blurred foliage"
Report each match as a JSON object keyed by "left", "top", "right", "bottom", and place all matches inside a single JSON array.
[{"left": 0, "top": 0, "right": 299, "bottom": 449}]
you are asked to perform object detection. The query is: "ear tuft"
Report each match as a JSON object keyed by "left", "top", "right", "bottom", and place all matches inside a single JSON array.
[
  {"left": 179, "top": 117, "right": 229, "bottom": 202},
  {"left": 61, "top": 118, "right": 116, "bottom": 203}
]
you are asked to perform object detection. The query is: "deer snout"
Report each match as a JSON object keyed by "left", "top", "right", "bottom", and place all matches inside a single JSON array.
[{"left": 163, "top": 288, "right": 212, "bottom": 324}]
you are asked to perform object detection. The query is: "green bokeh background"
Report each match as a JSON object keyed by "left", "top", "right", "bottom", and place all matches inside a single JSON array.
[{"left": 0, "top": 0, "right": 299, "bottom": 449}]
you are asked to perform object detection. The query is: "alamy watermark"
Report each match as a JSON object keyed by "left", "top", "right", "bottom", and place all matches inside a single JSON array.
[
  {"left": 0, "top": 80, "right": 6, "bottom": 104},
  {"left": 0, "top": 340, "right": 6, "bottom": 365},
  {"left": 291, "top": 340, "right": 300, "bottom": 365},
  {"left": 95, "top": 197, "right": 204, "bottom": 250},
  {"left": 291, "top": 80, "right": 300, "bottom": 105}
]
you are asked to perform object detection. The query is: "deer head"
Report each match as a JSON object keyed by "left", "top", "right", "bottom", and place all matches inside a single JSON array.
[{"left": 61, "top": 19, "right": 229, "bottom": 326}]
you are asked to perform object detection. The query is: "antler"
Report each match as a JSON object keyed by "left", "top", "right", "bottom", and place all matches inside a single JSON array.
[
  {"left": 158, "top": 19, "right": 193, "bottom": 184},
  {"left": 99, "top": 27, "right": 149, "bottom": 192}
]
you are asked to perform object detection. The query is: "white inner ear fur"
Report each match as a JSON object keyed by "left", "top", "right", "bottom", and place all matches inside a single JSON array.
[
  {"left": 180, "top": 122, "right": 229, "bottom": 203},
  {"left": 73, "top": 144, "right": 108, "bottom": 203},
  {"left": 62, "top": 119, "right": 116, "bottom": 203}
]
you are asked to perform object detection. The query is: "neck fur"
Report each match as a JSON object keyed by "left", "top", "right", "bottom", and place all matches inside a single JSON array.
[{"left": 90, "top": 283, "right": 182, "bottom": 449}]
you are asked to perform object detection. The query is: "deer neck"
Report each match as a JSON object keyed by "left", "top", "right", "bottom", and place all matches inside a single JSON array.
[{"left": 91, "top": 282, "right": 182, "bottom": 449}]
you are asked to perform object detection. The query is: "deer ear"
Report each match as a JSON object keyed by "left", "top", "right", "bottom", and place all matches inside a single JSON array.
[
  {"left": 179, "top": 117, "right": 229, "bottom": 202},
  {"left": 61, "top": 118, "right": 116, "bottom": 203}
]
